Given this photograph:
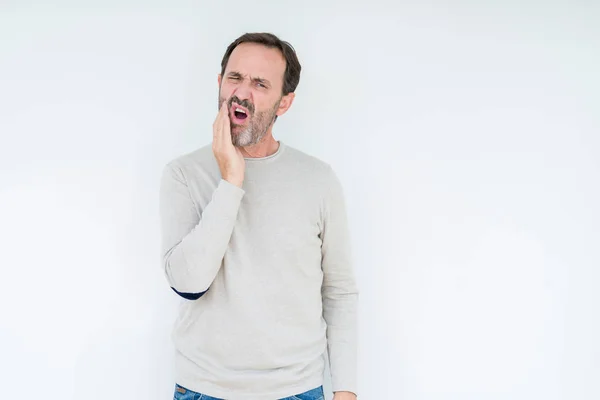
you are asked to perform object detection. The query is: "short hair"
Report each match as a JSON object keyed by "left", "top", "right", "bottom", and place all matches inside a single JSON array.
[{"left": 220, "top": 32, "right": 301, "bottom": 95}]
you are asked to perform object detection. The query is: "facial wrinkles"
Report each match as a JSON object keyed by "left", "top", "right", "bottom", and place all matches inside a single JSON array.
[{"left": 218, "top": 89, "right": 280, "bottom": 147}]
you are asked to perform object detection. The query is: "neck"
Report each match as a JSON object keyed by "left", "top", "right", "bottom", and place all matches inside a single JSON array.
[{"left": 239, "top": 132, "right": 279, "bottom": 158}]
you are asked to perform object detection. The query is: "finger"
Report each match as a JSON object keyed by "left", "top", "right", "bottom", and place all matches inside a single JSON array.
[
  {"left": 220, "top": 103, "right": 232, "bottom": 147},
  {"left": 214, "top": 101, "right": 225, "bottom": 128},
  {"left": 214, "top": 102, "right": 227, "bottom": 144}
]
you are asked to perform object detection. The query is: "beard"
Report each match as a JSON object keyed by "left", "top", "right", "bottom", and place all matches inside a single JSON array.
[{"left": 218, "top": 93, "right": 281, "bottom": 147}]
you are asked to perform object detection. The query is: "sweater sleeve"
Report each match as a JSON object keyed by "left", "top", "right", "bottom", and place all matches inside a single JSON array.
[
  {"left": 320, "top": 166, "right": 359, "bottom": 396},
  {"left": 159, "top": 162, "right": 245, "bottom": 297}
]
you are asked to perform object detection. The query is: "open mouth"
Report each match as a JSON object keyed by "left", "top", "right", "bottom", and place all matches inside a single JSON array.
[{"left": 231, "top": 104, "right": 249, "bottom": 124}]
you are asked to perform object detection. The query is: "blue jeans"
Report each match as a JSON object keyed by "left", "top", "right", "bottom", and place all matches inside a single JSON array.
[{"left": 173, "top": 383, "right": 324, "bottom": 400}]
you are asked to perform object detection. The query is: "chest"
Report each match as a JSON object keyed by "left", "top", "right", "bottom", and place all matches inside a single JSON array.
[{"left": 234, "top": 179, "right": 323, "bottom": 250}]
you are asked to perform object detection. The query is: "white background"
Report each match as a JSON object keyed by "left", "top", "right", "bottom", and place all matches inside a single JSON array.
[{"left": 1, "top": 1, "right": 599, "bottom": 399}]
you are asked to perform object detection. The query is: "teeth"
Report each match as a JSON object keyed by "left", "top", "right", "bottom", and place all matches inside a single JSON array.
[{"left": 235, "top": 107, "right": 247, "bottom": 114}]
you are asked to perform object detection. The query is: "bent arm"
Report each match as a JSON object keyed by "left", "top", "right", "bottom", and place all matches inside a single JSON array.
[{"left": 159, "top": 163, "right": 244, "bottom": 299}]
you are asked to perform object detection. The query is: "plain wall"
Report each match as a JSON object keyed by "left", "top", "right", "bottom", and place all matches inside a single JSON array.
[{"left": 1, "top": 1, "right": 598, "bottom": 399}]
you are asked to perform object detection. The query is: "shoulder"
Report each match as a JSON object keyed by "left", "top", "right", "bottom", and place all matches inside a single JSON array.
[
  {"left": 165, "top": 144, "right": 214, "bottom": 170},
  {"left": 281, "top": 144, "right": 346, "bottom": 209},
  {"left": 282, "top": 143, "right": 339, "bottom": 184},
  {"left": 161, "top": 144, "right": 218, "bottom": 181}
]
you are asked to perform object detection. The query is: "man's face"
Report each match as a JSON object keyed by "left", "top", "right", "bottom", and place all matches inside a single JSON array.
[{"left": 218, "top": 42, "right": 289, "bottom": 147}]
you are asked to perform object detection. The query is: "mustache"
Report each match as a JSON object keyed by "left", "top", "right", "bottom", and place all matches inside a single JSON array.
[{"left": 228, "top": 96, "right": 254, "bottom": 114}]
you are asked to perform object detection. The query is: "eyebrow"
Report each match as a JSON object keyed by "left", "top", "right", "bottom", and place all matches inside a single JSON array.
[{"left": 227, "top": 71, "right": 271, "bottom": 87}]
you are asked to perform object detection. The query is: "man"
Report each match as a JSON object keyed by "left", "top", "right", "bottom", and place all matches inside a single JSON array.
[{"left": 159, "top": 32, "right": 358, "bottom": 400}]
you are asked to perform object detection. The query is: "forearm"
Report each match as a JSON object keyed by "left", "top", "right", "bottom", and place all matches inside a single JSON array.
[{"left": 323, "top": 279, "right": 359, "bottom": 394}]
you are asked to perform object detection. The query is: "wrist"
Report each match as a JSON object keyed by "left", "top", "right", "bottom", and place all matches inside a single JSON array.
[
  {"left": 223, "top": 176, "right": 243, "bottom": 188},
  {"left": 333, "top": 391, "right": 357, "bottom": 400}
]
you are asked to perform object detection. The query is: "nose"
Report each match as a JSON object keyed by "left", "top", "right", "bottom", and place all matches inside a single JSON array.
[{"left": 232, "top": 81, "right": 253, "bottom": 103}]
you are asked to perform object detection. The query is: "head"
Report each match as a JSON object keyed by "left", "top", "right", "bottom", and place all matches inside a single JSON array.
[{"left": 217, "top": 32, "right": 301, "bottom": 147}]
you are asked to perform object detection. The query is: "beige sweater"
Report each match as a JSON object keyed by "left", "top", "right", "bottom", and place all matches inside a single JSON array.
[{"left": 159, "top": 140, "right": 358, "bottom": 399}]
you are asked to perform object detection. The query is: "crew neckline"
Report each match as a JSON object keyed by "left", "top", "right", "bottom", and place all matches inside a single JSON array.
[{"left": 243, "top": 140, "right": 286, "bottom": 162}]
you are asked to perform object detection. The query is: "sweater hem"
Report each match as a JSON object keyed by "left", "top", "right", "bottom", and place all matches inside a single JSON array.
[{"left": 174, "top": 376, "right": 324, "bottom": 400}]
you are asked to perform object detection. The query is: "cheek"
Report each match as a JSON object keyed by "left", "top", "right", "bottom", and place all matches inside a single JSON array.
[{"left": 256, "top": 95, "right": 278, "bottom": 112}]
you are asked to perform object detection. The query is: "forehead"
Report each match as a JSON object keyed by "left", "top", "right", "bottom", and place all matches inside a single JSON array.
[{"left": 225, "top": 42, "right": 286, "bottom": 86}]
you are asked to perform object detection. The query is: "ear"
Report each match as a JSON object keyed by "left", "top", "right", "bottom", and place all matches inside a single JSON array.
[
  {"left": 275, "top": 92, "right": 296, "bottom": 117},
  {"left": 217, "top": 74, "right": 222, "bottom": 87}
]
